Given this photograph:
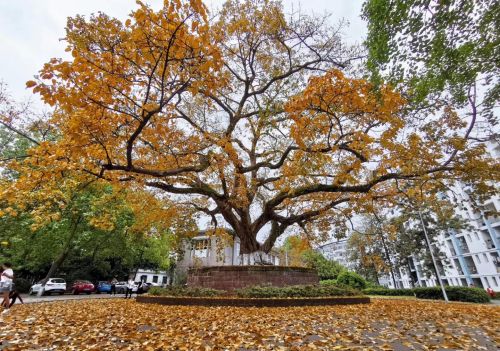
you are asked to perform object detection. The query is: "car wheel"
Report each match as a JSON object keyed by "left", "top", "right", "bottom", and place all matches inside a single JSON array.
[
  {"left": 96, "top": 290, "right": 101, "bottom": 294},
  {"left": 59, "top": 292, "right": 64, "bottom": 295},
  {"left": 45, "top": 291, "right": 51, "bottom": 296},
  {"left": 86, "top": 292, "right": 91, "bottom": 295}
]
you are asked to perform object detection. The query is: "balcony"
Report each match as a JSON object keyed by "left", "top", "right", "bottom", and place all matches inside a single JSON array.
[
  {"left": 453, "top": 260, "right": 464, "bottom": 275},
  {"left": 467, "top": 265, "right": 478, "bottom": 274},
  {"left": 485, "top": 239, "right": 496, "bottom": 249},
  {"left": 464, "top": 256, "right": 478, "bottom": 275}
]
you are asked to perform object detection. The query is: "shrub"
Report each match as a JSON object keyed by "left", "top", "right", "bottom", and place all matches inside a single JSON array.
[
  {"left": 13, "top": 278, "right": 32, "bottom": 293},
  {"left": 336, "top": 271, "right": 367, "bottom": 290},
  {"left": 173, "top": 271, "right": 187, "bottom": 286},
  {"left": 301, "top": 250, "right": 346, "bottom": 280},
  {"left": 148, "top": 286, "right": 223, "bottom": 297},
  {"left": 235, "top": 284, "right": 361, "bottom": 298},
  {"left": 319, "top": 279, "right": 337, "bottom": 286},
  {"left": 413, "top": 286, "right": 490, "bottom": 303},
  {"left": 363, "top": 287, "right": 415, "bottom": 296}
]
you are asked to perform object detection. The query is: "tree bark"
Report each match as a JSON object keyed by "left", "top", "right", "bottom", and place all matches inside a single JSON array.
[{"left": 37, "top": 215, "right": 82, "bottom": 296}]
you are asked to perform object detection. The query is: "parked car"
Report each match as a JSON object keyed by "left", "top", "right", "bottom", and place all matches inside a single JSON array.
[
  {"left": 137, "top": 282, "right": 149, "bottom": 294},
  {"left": 70, "top": 280, "right": 95, "bottom": 295},
  {"left": 95, "top": 281, "right": 112, "bottom": 294},
  {"left": 29, "top": 278, "right": 66, "bottom": 295},
  {"left": 115, "top": 281, "right": 128, "bottom": 294}
]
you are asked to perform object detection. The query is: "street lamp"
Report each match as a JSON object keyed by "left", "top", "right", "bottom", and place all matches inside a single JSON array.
[{"left": 417, "top": 208, "right": 449, "bottom": 302}]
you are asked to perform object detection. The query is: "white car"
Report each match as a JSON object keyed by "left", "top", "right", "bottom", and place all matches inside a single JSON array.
[{"left": 29, "top": 278, "right": 67, "bottom": 295}]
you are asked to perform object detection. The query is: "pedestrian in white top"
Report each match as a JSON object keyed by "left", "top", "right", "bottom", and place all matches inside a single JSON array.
[
  {"left": 125, "top": 278, "right": 135, "bottom": 299},
  {"left": 0, "top": 262, "right": 14, "bottom": 313}
]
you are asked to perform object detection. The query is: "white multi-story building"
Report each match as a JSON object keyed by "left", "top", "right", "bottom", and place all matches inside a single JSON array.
[
  {"left": 411, "top": 189, "right": 500, "bottom": 291},
  {"left": 380, "top": 141, "right": 500, "bottom": 291},
  {"left": 316, "top": 239, "right": 355, "bottom": 270}
]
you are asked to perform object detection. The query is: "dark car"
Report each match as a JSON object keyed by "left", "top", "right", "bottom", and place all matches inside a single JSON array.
[
  {"left": 137, "top": 282, "right": 150, "bottom": 294},
  {"left": 95, "top": 281, "right": 112, "bottom": 294},
  {"left": 70, "top": 280, "right": 95, "bottom": 295}
]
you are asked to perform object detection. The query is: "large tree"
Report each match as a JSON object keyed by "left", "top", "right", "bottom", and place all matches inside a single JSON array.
[{"left": 6, "top": 0, "right": 496, "bottom": 258}]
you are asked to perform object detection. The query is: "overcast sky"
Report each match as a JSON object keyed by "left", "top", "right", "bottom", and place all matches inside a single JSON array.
[{"left": 0, "top": 0, "right": 366, "bottom": 103}]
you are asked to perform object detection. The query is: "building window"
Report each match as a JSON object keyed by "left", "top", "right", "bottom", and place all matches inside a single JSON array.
[
  {"left": 194, "top": 239, "right": 209, "bottom": 250},
  {"left": 483, "top": 253, "right": 489, "bottom": 262},
  {"left": 491, "top": 253, "right": 500, "bottom": 273},
  {"left": 494, "top": 277, "right": 499, "bottom": 287},
  {"left": 464, "top": 256, "right": 478, "bottom": 274},
  {"left": 474, "top": 232, "right": 480, "bottom": 240},
  {"left": 162, "top": 276, "right": 167, "bottom": 284},
  {"left": 152, "top": 276, "right": 158, "bottom": 283},
  {"left": 476, "top": 255, "right": 481, "bottom": 264},
  {"left": 140, "top": 275, "right": 147, "bottom": 282},
  {"left": 457, "top": 237, "right": 470, "bottom": 253},
  {"left": 193, "top": 238, "right": 209, "bottom": 258}
]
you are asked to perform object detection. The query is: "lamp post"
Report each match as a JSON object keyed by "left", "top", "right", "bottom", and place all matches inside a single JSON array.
[{"left": 417, "top": 208, "right": 449, "bottom": 302}]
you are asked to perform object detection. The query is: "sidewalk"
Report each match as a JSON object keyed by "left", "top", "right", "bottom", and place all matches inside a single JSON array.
[{"left": 17, "top": 293, "right": 126, "bottom": 304}]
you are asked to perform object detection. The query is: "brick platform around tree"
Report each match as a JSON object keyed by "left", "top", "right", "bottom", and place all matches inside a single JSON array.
[
  {"left": 187, "top": 265, "right": 320, "bottom": 291},
  {"left": 136, "top": 296, "right": 370, "bottom": 307}
]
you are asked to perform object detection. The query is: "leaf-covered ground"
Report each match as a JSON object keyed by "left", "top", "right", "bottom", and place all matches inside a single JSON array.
[{"left": 0, "top": 299, "right": 498, "bottom": 350}]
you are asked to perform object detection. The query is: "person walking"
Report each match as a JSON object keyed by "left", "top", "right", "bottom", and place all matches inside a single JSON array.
[
  {"left": 0, "top": 263, "right": 14, "bottom": 314},
  {"left": 125, "top": 278, "right": 135, "bottom": 299},
  {"left": 110, "top": 277, "right": 118, "bottom": 295},
  {"left": 1, "top": 284, "right": 24, "bottom": 308}
]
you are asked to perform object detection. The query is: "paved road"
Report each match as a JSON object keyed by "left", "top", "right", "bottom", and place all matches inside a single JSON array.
[{"left": 17, "top": 293, "right": 130, "bottom": 304}]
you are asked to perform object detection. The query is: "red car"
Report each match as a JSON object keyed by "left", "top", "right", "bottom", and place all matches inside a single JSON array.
[{"left": 70, "top": 280, "right": 95, "bottom": 295}]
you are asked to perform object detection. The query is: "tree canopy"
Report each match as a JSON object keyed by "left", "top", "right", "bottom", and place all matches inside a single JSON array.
[
  {"left": 363, "top": 0, "right": 499, "bottom": 128},
  {"left": 2, "top": 0, "right": 497, "bottom": 256}
]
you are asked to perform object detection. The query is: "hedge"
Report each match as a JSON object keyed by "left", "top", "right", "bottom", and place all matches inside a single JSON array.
[
  {"left": 362, "top": 287, "right": 415, "bottom": 296},
  {"left": 413, "top": 286, "right": 490, "bottom": 303},
  {"left": 235, "top": 285, "right": 361, "bottom": 298},
  {"left": 363, "top": 286, "right": 490, "bottom": 303},
  {"left": 319, "top": 279, "right": 337, "bottom": 286},
  {"left": 148, "top": 286, "right": 223, "bottom": 297}
]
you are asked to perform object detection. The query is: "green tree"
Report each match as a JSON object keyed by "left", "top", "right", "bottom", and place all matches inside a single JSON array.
[
  {"left": 363, "top": 0, "right": 499, "bottom": 127},
  {"left": 301, "top": 250, "right": 346, "bottom": 280},
  {"left": 0, "top": 88, "right": 186, "bottom": 285}
]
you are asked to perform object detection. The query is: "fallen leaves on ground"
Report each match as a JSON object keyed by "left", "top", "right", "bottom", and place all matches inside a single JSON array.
[{"left": 0, "top": 299, "right": 498, "bottom": 350}]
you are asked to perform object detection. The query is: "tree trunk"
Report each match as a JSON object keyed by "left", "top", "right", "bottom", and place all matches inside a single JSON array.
[
  {"left": 380, "top": 231, "right": 398, "bottom": 289},
  {"left": 237, "top": 229, "right": 278, "bottom": 265},
  {"left": 38, "top": 215, "right": 82, "bottom": 296},
  {"left": 238, "top": 233, "right": 261, "bottom": 255}
]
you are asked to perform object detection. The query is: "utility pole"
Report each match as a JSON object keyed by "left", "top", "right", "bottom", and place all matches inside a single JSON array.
[{"left": 418, "top": 208, "right": 449, "bottom": 302}]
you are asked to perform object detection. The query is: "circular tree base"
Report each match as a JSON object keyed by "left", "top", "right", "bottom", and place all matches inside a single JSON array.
[
  {"left": 187, "top": 265, "right": 319, "bottom": 291},
  {"left": 136, "top": 296, "right": 370, "bottom": 307}
]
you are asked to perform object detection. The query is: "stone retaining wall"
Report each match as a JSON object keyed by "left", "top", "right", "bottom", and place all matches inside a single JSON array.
[{"left": 187, "top": 265, "right": 319, "bottom": 291}]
